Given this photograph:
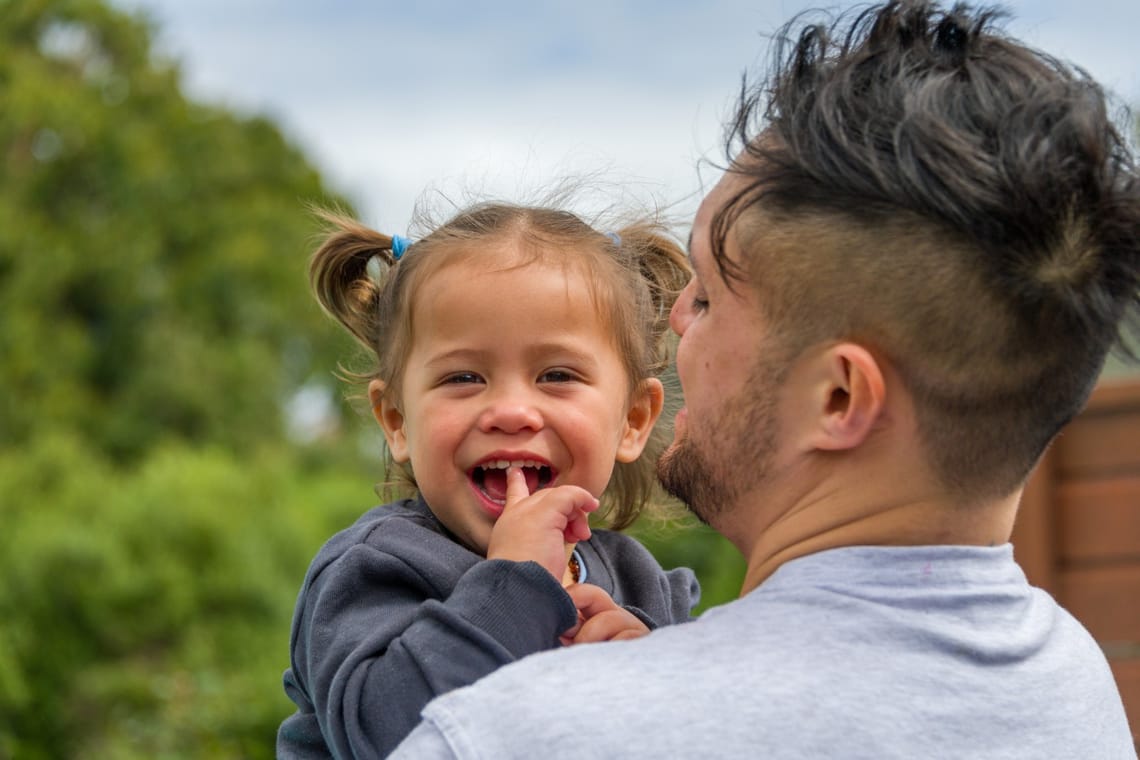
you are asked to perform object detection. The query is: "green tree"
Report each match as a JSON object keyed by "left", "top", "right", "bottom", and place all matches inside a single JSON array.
[
  {"left": 0, "top": 0, "right": 355, "bottom": 462},
  {"left": 0, "top": 1, "right": 370, "bottom": 756},
  {"left": 0, "top": 433, "right": 372, "bottom": 759}
]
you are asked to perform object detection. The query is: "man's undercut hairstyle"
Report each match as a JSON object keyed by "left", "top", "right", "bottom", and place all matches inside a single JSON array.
[{"left": 716, "top": 1, "right": 1140, "bottom": 500}]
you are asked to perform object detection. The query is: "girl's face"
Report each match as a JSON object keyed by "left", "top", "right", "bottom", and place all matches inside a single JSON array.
[{"left": 371, "top": 246, "right": 661, "bottom": 555}]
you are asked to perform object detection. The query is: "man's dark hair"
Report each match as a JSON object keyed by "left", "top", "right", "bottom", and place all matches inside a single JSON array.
[{"left": 715, "top": 1, "right": 1140, "bottom": 499}]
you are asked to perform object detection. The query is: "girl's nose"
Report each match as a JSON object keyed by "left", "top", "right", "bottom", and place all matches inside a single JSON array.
[{"left": 478, "top": 394, "right": 543, "bottom": 434}]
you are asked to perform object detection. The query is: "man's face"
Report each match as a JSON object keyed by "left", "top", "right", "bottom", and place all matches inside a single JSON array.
[{"left": 657, "top": 171, "right": 789, "bottom": 531}]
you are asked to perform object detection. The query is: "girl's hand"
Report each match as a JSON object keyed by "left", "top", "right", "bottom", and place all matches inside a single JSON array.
[
  {"left": 558, "top": 583, "right": 651, "bottom": 646},
  {"left": 485, "top": 466, "right": 598, "bottom": 582}
]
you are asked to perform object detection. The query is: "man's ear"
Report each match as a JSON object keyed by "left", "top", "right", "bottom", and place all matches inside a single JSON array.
[
  {"left": 369, "top": 379, "right": 410, "bottom": 463},
  {"left": 616, "top": 378, "right": 665, "bottom": 463},
  {"left": 804, "top": 343, "right": 886, "bottom": 452}
]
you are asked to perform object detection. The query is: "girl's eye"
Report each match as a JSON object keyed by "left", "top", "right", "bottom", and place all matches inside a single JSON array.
[
  {"left": 691, "top": 296, "right": 710, "bottom": 312},
  {"left": 442, "top": 372, "right": 483, "bottom": 385},
  {"left": 539, "top": 369, "right": 578, "bottom": 383}
]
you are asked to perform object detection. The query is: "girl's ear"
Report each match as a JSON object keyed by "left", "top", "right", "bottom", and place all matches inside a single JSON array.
[
  {"left": 369, "top": 379, "right": 410, "bottom": 463},
  {"left": 616, "top": 378, "right": 665, "bottom": 463},
  {"left": 802, "top": 343, "right": 886, "bottom": 452}
]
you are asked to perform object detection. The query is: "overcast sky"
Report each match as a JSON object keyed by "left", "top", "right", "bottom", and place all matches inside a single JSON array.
[{"left": 108, "top": 1, "right": 1140, "bottom": 234}]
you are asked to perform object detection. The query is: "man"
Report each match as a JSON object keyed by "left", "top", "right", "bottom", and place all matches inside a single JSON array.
[{"left": 392, "top": 2, "right": 1139, "bottom": 757}]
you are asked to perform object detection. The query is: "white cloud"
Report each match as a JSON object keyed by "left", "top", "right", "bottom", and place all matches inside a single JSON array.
[{"left": 111, "top": 0, "right": 1140, "bottom": 232}]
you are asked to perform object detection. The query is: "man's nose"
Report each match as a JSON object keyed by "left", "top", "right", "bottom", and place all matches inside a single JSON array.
[{"left": 670, "top": 281, "right": 695, "bottom": 336}]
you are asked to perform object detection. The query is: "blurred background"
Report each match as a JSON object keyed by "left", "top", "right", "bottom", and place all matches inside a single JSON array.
[{"left": 1, "top": 1, "right": 1137, "bottom": 757}]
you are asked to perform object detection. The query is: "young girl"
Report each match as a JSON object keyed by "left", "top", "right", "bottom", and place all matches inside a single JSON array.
[{"left": 277, "top": 202, "right": 699, "bottom": 758}]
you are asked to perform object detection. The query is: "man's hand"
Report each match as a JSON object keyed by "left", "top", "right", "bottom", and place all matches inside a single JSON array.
[
  {"left": 485, "top": 466, "right": 598, "bottom": 582},
  {"left": 559, "top": 583, "right": 651, "bottom": 646}
]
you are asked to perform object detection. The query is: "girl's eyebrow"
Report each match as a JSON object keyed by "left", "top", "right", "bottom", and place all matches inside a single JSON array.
[
  {"left": 423, "top": 343, "right": 600, "bottom": 368},
  {"left": 421, "top": 347, "right": 489, "bottom": 367}
]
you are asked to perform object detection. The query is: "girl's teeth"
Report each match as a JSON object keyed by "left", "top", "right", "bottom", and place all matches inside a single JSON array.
[{"left": 485, "top": 459, "right": 540, "bottom": 470}]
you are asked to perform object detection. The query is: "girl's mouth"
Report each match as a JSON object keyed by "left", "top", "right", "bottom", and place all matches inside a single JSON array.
[{"left": 470, "top": 459, "right": 554, "bottom": 504}]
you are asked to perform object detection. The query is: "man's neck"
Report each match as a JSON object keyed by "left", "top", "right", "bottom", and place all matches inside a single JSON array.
[{"left": 728, "top": 459, "right": 1022, "bottom": 595}]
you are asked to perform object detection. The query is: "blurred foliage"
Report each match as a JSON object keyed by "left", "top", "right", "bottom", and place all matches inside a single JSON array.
[
  {"left": 0, "top": 435, "right": 372, "bottom": 759},
  {"left": 0, "top": 1, "right": 745, "bottom": 757},
  {"left": 633, "top": 517, "right": 747, "bottom": 614},
  {"left": 0, "top": 0, "right": 356, "bottom": 462}
]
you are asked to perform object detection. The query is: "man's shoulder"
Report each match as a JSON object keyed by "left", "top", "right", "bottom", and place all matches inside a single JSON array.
[
  {"left": 428, "top": 598, "right": 759, "bottom": 700},
  {"left": 412, "top": 602, "right": 1135, "bottom": 759},
  {"left": 406, "top": 610, "right": 789, "bottom": 758}
]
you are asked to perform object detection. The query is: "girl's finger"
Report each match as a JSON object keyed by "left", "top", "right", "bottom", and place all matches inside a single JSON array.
[
  {"left": 503, "top": 466, "right": 530, "bottom": 509},
  {"left": 565, "top": 583, "right": 618, "bottom": 619},
  {"left": 572, "top": 610, "right": 650, "bottom": 644}
]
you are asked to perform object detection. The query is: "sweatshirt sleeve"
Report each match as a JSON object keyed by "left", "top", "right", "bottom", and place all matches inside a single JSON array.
[
  {"left": 280, "top": 513, "right": 578, "bottom": 760},
  {"left": 582, "top": 530, "right": 701, "bottom": 629}
]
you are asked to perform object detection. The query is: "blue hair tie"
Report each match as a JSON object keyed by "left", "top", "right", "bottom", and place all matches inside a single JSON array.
[
  {"left": 605, "top": 232, "right": 621, "bottom": 247},
  {"left": 390, "top": 234, "right": 412, "bottom": 261}
]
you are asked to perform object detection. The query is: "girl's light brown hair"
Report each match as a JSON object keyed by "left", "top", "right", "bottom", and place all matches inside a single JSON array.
[{"left": 309, "top": 202, "right": 690, "bottom": 529}]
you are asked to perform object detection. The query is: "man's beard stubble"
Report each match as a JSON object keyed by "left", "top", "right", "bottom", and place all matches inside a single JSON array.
[{"left": 656, "top": 358, "right": 783, "bottom": 527}]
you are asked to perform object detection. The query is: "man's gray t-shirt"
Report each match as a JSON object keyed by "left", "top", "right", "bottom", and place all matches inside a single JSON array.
[{"left": 393, "top": 544, "right": 1135, "bottom": 759}]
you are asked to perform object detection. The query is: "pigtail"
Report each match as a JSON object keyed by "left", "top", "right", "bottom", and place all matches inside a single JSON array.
[
  {"left": 308, "top": 207, "right": 400, "bottom": 357},
  {"left": 596, "top": 221, "right": 690, "bottom": 530},
  {"left": 612, "top": 222, "right": 690, "bottom": 373}
]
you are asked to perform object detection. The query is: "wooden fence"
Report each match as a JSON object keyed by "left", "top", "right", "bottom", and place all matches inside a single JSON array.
[{"left": 1011, "top": 378, "right": 1140, "bottom": 747}]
